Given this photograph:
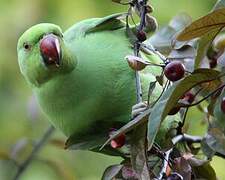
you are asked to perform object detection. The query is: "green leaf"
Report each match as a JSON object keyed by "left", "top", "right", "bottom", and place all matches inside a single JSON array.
[
  {"left": 148, "top": 81, "right": 157, "bottom": 104},
  {"left": 204, "top": 127, "right": 225, "bottom": 156},
  {"left": 192, "top": 162, "right": 217, "bottom": 180},
  {"left": 126, "top": 24, "right": 138, "bottom": 44},
  {"left": 194, "top": 26, "right": 222, "bottom": 69},
  {"left": 100, "top": 108, "right": 151, "bottom": 150},
  {"left": 177, "top": 8, "right": 225, "bottom": 41},
  {"left": 173, "top": 157, "right": 192, "bottom": 180},
  {"left": 147, "top": 13, "right": 191, "bottom": 54},
  {"left": 201, "top": 138, "right": 216, "bottom": 159},
  {"left": 187, "top": 157, "right": 209, "bottom": 167},
  {"left": 66, "top": 133, "right": 127, "bottom": 157},
  {"left": 130, "top": 123, "right": 151, "bottom": 179},
  {"left": 213, "top": 87, "right": 225, "bottom": 129},
  {"left": 147, "top": 69, "right": 221, "bottom": 149},
  {"left": 121, "top": 165, "right": 139, "bottom": 179},
  {"left": 169, "top": 13, "right": 192, "bottom": 32},
  {"left": 213, "top": 0, "right": 225, "bottom": 10},
  {"left": 168, "top": 45, "right": 196, "bottom": 60},
  {"left": 65, "top": 135, "right": 106, "bottom": 150},
  {"left": 101, "top": 164, "right": 123, "bottom": 180}
]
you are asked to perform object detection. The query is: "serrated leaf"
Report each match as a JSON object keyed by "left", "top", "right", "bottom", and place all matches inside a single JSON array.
[
  {"left": 177, "top": 8, "right": 225, "bottom": 41},
  {"left": 147, "top": 69, "right": 221, "bottom": 149},
  {"left": 102, "top": 164, "right": 123, "bottom": 180}
]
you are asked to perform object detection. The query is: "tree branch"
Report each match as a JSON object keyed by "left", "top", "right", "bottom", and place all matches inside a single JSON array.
[
  {"left": 157, "top": 148, "right": 173, "bottom": 180},
  {"left": 13, "top": 126, "right": 54, "bottom": 180}
]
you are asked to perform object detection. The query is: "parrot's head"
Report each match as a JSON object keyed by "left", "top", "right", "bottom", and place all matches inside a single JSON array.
[{"left": 17, "top": 23, "right": 76, "bottom": 87}]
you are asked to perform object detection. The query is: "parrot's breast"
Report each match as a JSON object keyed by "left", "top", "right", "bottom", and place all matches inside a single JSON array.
[{"left": 35, "top": 30, "right": 138, "bottom": 137}]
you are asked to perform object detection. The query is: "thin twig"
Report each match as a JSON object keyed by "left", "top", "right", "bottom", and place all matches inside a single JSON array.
[
  {"left": 14, "top": 126, "right": 54, "bottom": 180},
  {"left": 179, "top": 107, "right": 189, "bottom": 128},
  {"left": 180, "top": 83, "right": 225, "bottom": 108},
  {"left": 130, "top": 1, "right": 151, "bottom": 179},
  {"left": 172, "top": 134, "right": 202, "bottom": 145},
  {"left": 150, "top": 80, "right": 169, "bottom": 108},
  {"left": 141, "top": 43, "right": 168, "bottom": 63},
  {"left": 154, "top": 133, "right": 203, "bottom": 179},
  {"left": 157, "top": 148, "right": 173, "bottom": 180},
  {"left": 215, "top": 152, "right": 225, "bottom": 159},
  {"left": 134, "top": 43, "right": 143, "bottom": 103},
  {"left": 100, "top": 108, "right": 151, "bottom": 150}
]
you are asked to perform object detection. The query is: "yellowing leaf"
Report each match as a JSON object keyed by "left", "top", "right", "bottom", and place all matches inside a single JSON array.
[{"left": 177, "top": 8, "right": 225, "bottom": 41}]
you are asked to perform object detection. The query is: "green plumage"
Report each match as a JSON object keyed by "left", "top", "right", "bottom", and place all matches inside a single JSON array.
[{"left": 17, "top": 14, "right": 179, "bottom": 151}]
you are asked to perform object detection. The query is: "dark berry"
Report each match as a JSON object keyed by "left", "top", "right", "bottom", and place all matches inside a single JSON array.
[
  {"left": 109, "top": 129, "right": 125, "bottom": 149},
  {"left": 221, "top": 97, "right": 225, "bottom": 113},
  {"left": 137, "top": 30, "right": 147, "bottom": 42},
  {"left": 207, "top": 47, "right": 218, "bottom": 60},
  {"left": 183, "top": 92, "right": 195, "bottom": 104},
  {"left": 164, "top": 61, "right": 185, "bottom": 82},
  {"left": 209, "top": 58, "right": 217, "bottom": 68},
  {"left": 168, "top": 106, "right": 180, "bottom": 115},
  {"left": 110, "top": 134, "right": 126, "bottom": 148}
]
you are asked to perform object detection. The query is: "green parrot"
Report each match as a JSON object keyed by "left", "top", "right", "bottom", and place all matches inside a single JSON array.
[{"left": 17, "top": 13, "right": 179, "bottom": 152}]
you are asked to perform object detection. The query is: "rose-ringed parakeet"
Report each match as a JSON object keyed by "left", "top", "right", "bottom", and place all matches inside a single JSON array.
[{"left": 17, "top": 13, "right": 180, "bottom": 153}]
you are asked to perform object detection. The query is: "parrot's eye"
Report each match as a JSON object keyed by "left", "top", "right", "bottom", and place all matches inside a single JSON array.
[{"left": 23, "top": 43, "right": 32, "bottom": 51}]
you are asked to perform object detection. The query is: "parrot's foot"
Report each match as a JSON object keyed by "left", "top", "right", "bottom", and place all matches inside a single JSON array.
[{"left": 131, "top": 102, "right": 147, "bottom": 118}]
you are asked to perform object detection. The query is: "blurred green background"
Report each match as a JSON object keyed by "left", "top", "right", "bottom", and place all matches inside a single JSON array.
[{"left": 0, "top": 0, "right": 224, "bottom": 179}]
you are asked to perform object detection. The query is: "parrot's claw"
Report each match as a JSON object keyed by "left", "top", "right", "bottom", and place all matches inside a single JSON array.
[{"left": 131, "top": 102, "right": 147, "bottom": 118}]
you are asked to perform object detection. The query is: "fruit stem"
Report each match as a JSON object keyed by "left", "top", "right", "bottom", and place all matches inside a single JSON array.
[{"left": 181, "top": 83, "right": 225, "bottom": 108}]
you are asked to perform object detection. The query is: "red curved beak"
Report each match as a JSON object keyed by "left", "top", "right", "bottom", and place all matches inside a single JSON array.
[{"left": 40, "top": 34, "right": 61, "bottom": 67}]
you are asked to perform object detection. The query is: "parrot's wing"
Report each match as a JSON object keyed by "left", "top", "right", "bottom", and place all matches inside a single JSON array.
[
  {"left": 64, "top": 120, "right": 127, "bottom": 156},
  {"left": 86, "top": 13, "right": 126, "bottom": 33},
  {"left": 64, "top": 13, "right": 126, "bottom": 40}
]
